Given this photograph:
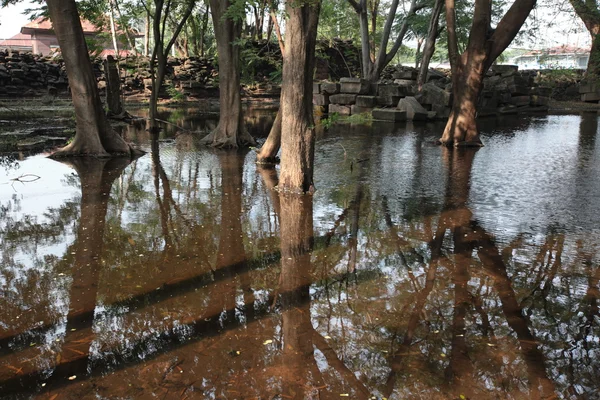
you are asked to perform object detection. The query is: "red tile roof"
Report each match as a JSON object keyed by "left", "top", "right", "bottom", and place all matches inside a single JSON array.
[
  {"left": 0, "top": 32, "right": 33, "bottom": 47},
  {"left": 21, "top": 16, "right": 103, "bottom": 34}
]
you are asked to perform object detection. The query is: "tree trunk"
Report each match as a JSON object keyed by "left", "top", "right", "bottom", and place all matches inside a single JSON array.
[
  {"left": 588, "top": 31, "right": 600, "bottom": 78},
  {"left": 148, "top": 0, "right": 194, "bottom": 133},
  {"left": 568, "top": 0, "right": 600, "bottom": 79},
  {"left": 415, "top": 37, "right": 423, "bottom": 68},
  {"left": 108, "top": 0, "right": 120, "bottom": 57},
  {"left": 200, "top": 3, "right": 210, "bottom": 57},
  {"left": 46, "top": 0, "right": 131, "bottom": 157},
  {"left": 417, "top": 0, "right": 444, "bottom": 91},
  {"left": 277, "top": 1, "right": 320, "bottom": 193},
  {"left": 256, "top": 107, "right": 282, "bottom": 164},
  {"left": 201, "top": 0, "right": 256, "bottom": 148},
  {"left": 144, "top": 10, "right": 150, "bottom": 57},
  {"left": 104, "top": 55, "right": 123, "bottom": 116},
  {"left": 439, "top": 60, "right": 485, "bottom": 146},
  {"left": 439, "top": 0, "right": 536, "bottom": 146}
]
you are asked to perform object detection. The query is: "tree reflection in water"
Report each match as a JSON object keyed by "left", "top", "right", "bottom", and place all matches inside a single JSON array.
[{"left": 0, "top": 115, "right": 599, "bottom": 399}]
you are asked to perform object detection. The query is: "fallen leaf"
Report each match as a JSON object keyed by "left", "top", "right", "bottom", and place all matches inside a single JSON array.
[
  {"left": 68, "top": 375, "right": 76, "bottom": 380},
  {"left": 263, "top": 339, "right": 273, "bottom": 345}
]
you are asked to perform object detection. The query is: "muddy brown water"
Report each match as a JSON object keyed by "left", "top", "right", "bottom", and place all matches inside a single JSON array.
[{"left": 0, "top": 111, "right": 599, "bottom": 399}]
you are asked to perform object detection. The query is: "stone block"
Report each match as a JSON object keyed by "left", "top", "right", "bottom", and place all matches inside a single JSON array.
[
  {"left": 530, "top": 95, "right": 549, "bottom": 107},
  {"left": 509, "top": 95, "right": 531, "bottom": 106},
  {"left": 579, "top": 83, "right": 599, "bottom": 94},
  {"left": 330, "top": 93, "right": 357, "bottom": 105},
  {"left": 350, "top": 105, "right": 372, "bottom": 115},
  {"left": 498, "top": 105, "right": 518, "bottom": 114},
  {"left": 508, "top": 84, "right": 529, "bottom": 96},
  {"left": 419, "top": 83, "right": 452, "bottom": 106},
  {"left": 532, "top": 86, "right": 552, "bottom": 96},
  {"left": 393, "top": 70, "right": 418, "bottom": 80},
  {"left": 393, "top": 79, "right": 417, "bottom": 96},
  {"left": 376, "top": 95, "right": 401, "bottom": 106},
  {"left": 379, "top": 84, "right": 401, "bottom": 97},
  {"left": 397, "top": 96, "right": 428, "bottom": 121},
  {"left": 372, "top": 108, "right": 407, "bottom": 122},
  {"left": 313, "top": 94, "right": 330, "bottom": 106},
  {"left": 356, "top": 95, "right": 377, "bottom": 108},
  {"left": 313, "top": 83, "right": 321, "bottom": 94},
  {"left": 10, "top": 68, "right": 24, "bottom": 78},
  {"left": 491, "top": 64, "right": 518, "bottom": 76},
  {"left": 329, "top": 104, "right": 352, "bottom": 115},
  {"left": 340, "top": 77, "right": 370, "bottom": 94},
  {"left": 321, "top": 82, "right": 340, "bottom": 94},
  {"left": 432, "top": 104, "right": 451, "bottom": 119},
  {"left": 581, "top": 92, "right": 600, "bottom": 102}
]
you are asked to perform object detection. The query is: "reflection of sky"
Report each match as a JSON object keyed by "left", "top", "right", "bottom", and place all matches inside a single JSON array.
[
  {"left": 0, "top": 155, "right": 78, "bottom": 219},
  {"left": 1, "top": 155, "right": 79, "bottom": 269}
]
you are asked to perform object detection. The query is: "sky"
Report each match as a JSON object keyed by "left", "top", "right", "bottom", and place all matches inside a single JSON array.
[
  {"left": 0, "top": 1, "right": 592, "bottom": 50},
  {"left": 0, "top": 1, "right": 36, "bottom": 39}
]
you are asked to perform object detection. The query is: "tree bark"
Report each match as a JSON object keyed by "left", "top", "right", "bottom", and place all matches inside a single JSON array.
[
  {"left": 104, "top": 55, "right": 124, "bottom": 116},
  {"left": 108, "top": 0, "right": 120, "bottom": 57},
  {"left": 46, "top": 0, "right": 131, "bottom": 157},
  {"left": 568, "top": 0, "right": 600, "bottom": 78},
  {"left": 201, "top": 0, "right": 256, "bottom": 148},
  {"left": 256, "top": 106, "right": 282, "bottom": 164},
  {"left": 417, "top": 0, "right": 444, "bottom": 91},
  {"left": 277, "top": 0, "right": 320, "bottom": 193},
  {"left": 144, "top": 9, "right": 150, "bottom": 57},
  {"left": 439, "top": 0, "right": 536, "bottom": 146}
]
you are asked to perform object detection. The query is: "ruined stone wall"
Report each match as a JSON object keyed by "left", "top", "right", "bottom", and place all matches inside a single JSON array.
[{"left": 315, "top": 65, "right": 564, "bottom": 122}]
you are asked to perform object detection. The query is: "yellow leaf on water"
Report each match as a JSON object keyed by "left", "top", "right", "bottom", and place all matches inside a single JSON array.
[
  {"left": 68, "top": 375, "right": 76, "bottom": 380},
  {"left": 340, "top": 394, "right": 349, "bottom": 397},
  {"left": 263, "top": 340, "right": 273, "bottom": 345}
]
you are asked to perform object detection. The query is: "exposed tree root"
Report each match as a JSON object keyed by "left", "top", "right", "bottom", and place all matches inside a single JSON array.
[{"left": 200, "top": 128, "right": 256, "bottom": 149}]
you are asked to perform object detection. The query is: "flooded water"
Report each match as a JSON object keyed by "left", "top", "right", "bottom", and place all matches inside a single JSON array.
[{"left": 1, "top": 110, "right": 599, "bottom": 399}]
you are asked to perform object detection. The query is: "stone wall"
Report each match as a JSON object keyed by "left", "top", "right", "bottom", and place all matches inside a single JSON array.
[
  {"left": 0, "top": 50, "right": 68, "bottom": 97},
  {"left": 315, "top": 65, "right": 555, "bottom": 122}
]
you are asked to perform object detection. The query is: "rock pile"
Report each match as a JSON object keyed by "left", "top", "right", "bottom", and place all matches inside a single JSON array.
[
  {"left": 314, "top": 64, "right": 553, "bottom": 122},
  {"left": 0, "top": 50, "right": 68, "bottom": 97}
]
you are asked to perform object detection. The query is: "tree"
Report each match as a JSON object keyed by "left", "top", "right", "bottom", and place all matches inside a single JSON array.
[
  {"left": 277, "top": 0, "right": 321, "bottom": 193},
  {"left": 347, "top": 0, "right": 426, "bottom": 81},
  {"left": 256, "top": 1, "right": 285, "bottom": 164},
  {"left": 145, "top": 0, "right": 195, "bottom": 132},
  {"left": 568, "top": 0, "right": 600, "bottom": 78},
  {"left": 416, "top": 0, "right": 444, "bottom": 91},
  {"left": 201, "top": 0, "right": 257, "bottom": 148},
  {"left": 45, "top": 0, "right": 134, "bottom": 157},
  {"left": 438, "top": 0, "right": 537, "bottom": 146}
]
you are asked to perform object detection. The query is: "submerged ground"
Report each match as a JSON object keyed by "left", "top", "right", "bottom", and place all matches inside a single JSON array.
[{"left": 1, "top": 110, "right": 599, "bottom": 399}]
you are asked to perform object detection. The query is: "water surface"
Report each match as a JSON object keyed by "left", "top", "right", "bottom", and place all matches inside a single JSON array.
[{"left": 1, "top": 112, "right": 599, "bottom": 399}]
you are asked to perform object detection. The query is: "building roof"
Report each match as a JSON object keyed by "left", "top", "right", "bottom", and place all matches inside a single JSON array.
[
  {"left": 21, "top": 17, "right": 101, "bottom": 35},
  {"left": 20, "top": 16, "right": 142, "bottom": 37},
  {"left": 0, "top": 32, "right": 33, "bottom": 46}
]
